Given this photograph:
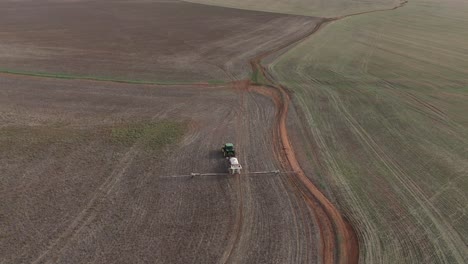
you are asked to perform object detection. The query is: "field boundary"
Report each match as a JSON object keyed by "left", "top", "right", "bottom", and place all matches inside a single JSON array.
[
  {"left": 247, "top": 1, "right": 409, "bottom": 263},
  {"left": 0, "top": 69, "right": 225, "bottom": 86}
]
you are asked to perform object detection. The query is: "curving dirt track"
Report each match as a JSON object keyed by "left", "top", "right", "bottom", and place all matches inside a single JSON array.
[
  {"left": 244, "top": 2, "right": 412, "bottom": 263},
  {"left": 248, "top": 79, "right": 359, "bottom": 264},
  {"left": 246, "top": 17, "right": 358, "bottom": 263}
]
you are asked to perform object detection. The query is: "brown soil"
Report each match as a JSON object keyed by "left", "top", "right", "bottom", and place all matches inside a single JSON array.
[
  {"left": 0, "top": 74, "right": 318, "bottom": 263},
  {"left": 0, "top": 0, "right": 320, "bottom": 82},
  {"left": 251, "top": 83, "right": 359, "bottom": 264}
]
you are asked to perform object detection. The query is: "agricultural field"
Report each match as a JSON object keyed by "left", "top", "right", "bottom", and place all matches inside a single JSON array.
[
  {"left": 1, "top": 0, "right": 467, "bottom": 263},
  {"left": 0, "top": 1, "right": 330, "bottom": 263},
  {"left": 0, "top": 75, "right": 318, "bottom": 263},
  {"left": 269, "top": 0, "right": 468, "bottom": 263},
  {"left": 0, "top": 0, "right": 319, "bottom": 82}
]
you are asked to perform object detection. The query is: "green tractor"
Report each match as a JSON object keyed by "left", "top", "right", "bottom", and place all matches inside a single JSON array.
[{"left": 221, "top": 143, "right": 236, "bottom": 158}]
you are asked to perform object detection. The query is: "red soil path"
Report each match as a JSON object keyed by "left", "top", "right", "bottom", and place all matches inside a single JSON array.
[
  {"left": 243, "top": 2, "right": 409, "bottom": 262},
  {"left": 250, "top": 83, "right": 359, "bottom": 264}
]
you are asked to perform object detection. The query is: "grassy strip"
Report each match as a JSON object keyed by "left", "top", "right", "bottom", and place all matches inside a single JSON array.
[
  {"left": 0, "top": 68, "right": 225, "bottom": 86},
  {"left": 110, "top": 121, "right": 186, "bottom": 151},
  {"left": 1, "top": 121, "right": 187, "bottom": 158},
  {"left": 250, "top": 68, "right": 270, "bottom": 86}
]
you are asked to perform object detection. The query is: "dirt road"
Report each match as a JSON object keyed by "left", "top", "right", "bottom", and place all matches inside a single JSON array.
[{"left": 242, "top": 2, "right": 412, "bottom": 263}]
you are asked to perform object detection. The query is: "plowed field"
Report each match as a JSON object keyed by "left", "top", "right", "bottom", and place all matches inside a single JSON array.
[
  {"left": 0, "top": 74, "right": 323, "bottom": 263},
  {"left": 0, "top": 0, "right": 319, "bottom": 82}
]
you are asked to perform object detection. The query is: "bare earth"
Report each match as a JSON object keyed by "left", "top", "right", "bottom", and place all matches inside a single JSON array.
[
  {"left": 0, "top": 0, "right": 320, "bottom": 82},
  {"left": 0, "top": 75, "right": 319, "bottom": 263}
]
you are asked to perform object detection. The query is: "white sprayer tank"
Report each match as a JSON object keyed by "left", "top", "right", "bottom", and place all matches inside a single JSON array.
[{"left": 228, "top": 157, "right": 242, "bottom": 174}]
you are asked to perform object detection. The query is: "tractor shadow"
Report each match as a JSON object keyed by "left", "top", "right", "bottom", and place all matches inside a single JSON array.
[{"left": 208, "top": 149, "right": 227, "bottom": 173}]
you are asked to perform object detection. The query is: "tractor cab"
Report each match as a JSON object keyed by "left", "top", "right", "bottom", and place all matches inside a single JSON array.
[{"left": 222, "top": 143, "right": 236, "bottom": 157}]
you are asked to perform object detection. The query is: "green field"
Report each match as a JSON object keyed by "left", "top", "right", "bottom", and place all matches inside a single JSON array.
[
  {"left": 110, "top": 121, "right": 186, "bottom": 151},
  {"left": 270, "top": 0, "right": 468, "bottom": 262},
  {"left": 1, "top": 121, "right": 186, "bottom": 158},
  {"left": 185, "top": 0, "right": 400, "bottom": 17}
]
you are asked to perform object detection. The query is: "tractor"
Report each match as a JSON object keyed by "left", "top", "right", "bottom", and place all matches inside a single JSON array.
[
  {"left": 221, "top": 143, "right": 241, "bottom": 174},
  {"left": 221, "top": 143, "right": 236, "bottom": 158}
]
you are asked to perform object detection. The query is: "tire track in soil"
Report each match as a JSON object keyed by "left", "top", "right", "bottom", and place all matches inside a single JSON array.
[
  {"left": 31, "top": 146, "right": 138, "bottom": 264},
  {"left": 219, "top": 80, "right": 248, "bottom": 264},
  {"left": 220, "top": 173, "right": 244, "bottom": 264},
  {"left": 246, "top": 1, "right": 409, "bottom": 263},
  {"left": 250, "top": 84, "right": 358, "bottom": 264},
  {"left": 224, "top": 81, "right": 318, "bottom": 263}
]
